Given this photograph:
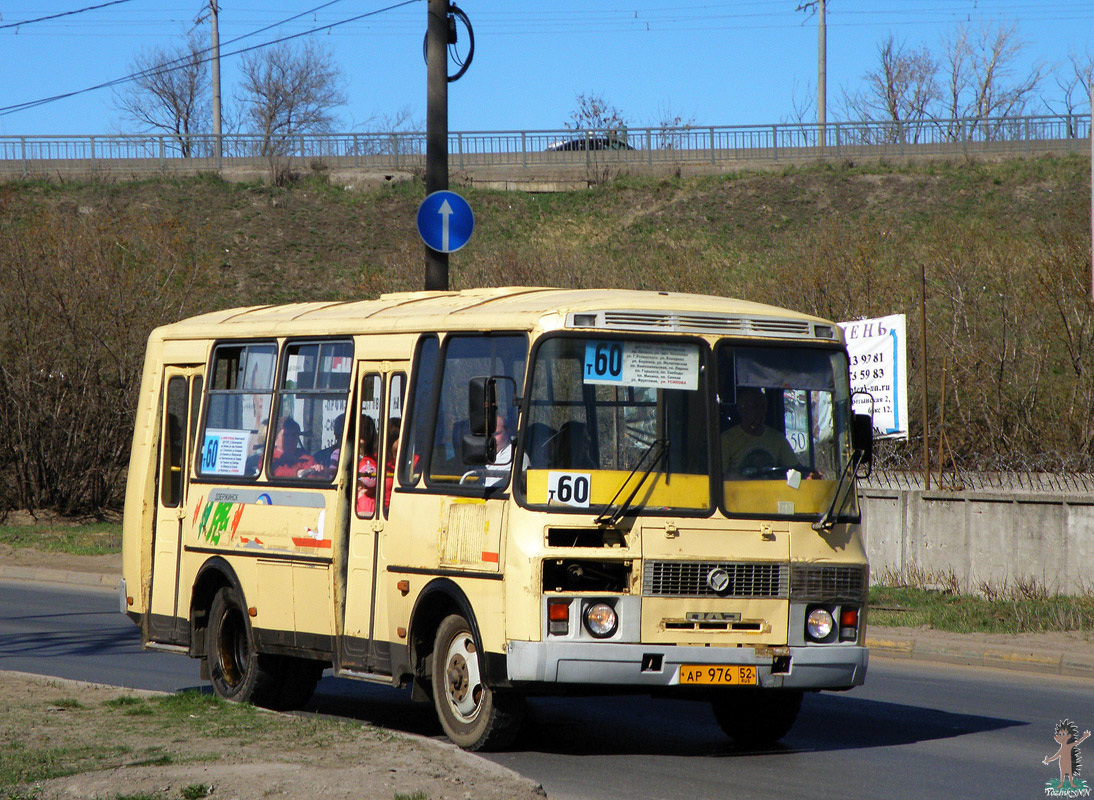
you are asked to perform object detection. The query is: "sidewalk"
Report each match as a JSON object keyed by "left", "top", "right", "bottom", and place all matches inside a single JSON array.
[{"left": 3, "top": 561, "right": 1093, "bottom": 681}]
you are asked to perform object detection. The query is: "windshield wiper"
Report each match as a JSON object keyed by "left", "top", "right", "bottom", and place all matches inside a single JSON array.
[
  {"left": 812, "top": 448, "right": 866, "bottom": 532},
  {"left": 594, "top": 438, "right": 668, "bottom": 527}
]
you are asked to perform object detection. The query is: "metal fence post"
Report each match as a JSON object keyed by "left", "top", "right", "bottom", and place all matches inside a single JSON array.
[
  {"left": 647, "top": 128, "right": 652, "bottom": 166},
  {"left": 521, "top": 132, "right": 527, "bottom": 169},
  {"left": 709, "top": 127, "right": 715, "bottom": 165},
  {"left": 457, "top": 131, "right": 464, "bottom": 169},
  {"left": 772, "top": 125, "right": 778, "bottom": 162}
]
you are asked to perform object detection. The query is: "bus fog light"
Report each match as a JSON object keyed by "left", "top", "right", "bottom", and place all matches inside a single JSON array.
[
  {"left": 806, "top": 607, "right": 834, "bottom": 641},
  {"left": 583, "top": 602, "right": 618, "bottom": 638}
]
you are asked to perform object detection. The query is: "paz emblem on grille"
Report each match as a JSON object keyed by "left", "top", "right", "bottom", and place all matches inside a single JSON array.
[{"left": 706, "top": 567, "right": 731, "bottom": 594}]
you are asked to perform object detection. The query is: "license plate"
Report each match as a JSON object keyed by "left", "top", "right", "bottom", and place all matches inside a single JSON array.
[{"left": 679, "top": 665, "right": 757, "bottom": 685}]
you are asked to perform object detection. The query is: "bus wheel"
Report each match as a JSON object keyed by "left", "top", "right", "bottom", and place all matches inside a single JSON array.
[
  {"left": 431, "top": 614, "right": 524, "bottom": 751},
  {"left": 207, "top": 586, "right": 278, "bottom": 707},
  {"left": 710, "top": 689, "right": 803, "bottom": 748},
  {"left": 270, "top": 657, "right": 325, "bottom": 711}
]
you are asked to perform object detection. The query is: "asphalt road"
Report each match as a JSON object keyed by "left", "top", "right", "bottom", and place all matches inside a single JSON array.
[{"left": 1, "top": 579, "right": 1090, "bottom": 799}]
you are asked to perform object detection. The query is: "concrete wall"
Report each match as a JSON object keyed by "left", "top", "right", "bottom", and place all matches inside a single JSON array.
[{"left": 861, "top": 487, "right": 1094, "bottom": 595}]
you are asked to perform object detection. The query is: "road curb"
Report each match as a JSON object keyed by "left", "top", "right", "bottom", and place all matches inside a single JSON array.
[
  {"left": 867, "top": 630, "right": 1094, "bottom": 680},
  {"left": 0, "top": 565, "right": 120, "bottom": 590}
]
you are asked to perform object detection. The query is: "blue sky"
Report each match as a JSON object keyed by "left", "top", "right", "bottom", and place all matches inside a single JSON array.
[{"left": 0, "top": 1, "right": 1091, "bottom": 137}]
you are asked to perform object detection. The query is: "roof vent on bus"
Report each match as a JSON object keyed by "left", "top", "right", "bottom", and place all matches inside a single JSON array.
[{"left": 565, "top": 310, "right": 816, "bottom": 339}]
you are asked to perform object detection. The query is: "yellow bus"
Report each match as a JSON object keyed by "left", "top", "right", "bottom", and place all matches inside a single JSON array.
[{"left": 121, "top": 287, "right": 872, "bottom": 750}]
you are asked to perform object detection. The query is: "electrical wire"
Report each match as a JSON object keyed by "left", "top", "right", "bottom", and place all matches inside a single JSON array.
[
  {"left": 0, "top": 0, "right": 134, "bottom": 31},
  {"left": 0, "top": 0, "right": 421, "bottom": 117}
]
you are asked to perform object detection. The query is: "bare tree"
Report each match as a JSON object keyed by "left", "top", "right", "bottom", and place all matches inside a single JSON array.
[
  {"left": 237, "top": 39, "right": 347, "bottom": 159},
  {"left": 113, "top": 31, "right": 210, "bottom": 156},
  {"left": 566, "top": 93, "right": 628, "bottom": 136},
  {"left": 940, "top": 23, "right": 1044, "bottom": 139},
  {"left": 1046, "top": 52, "right": 1093, "bottom": 136},
  {"left": 842, "top": 35, "right": 938, "bottom": 142},
  {"left": 650, "top": 101, "right": 695, "bottom": 150}
]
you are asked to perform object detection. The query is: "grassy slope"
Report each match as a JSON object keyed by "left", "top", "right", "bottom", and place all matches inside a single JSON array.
[{"left": 6, "top": 155, "right": 1085, "bottom": 312}]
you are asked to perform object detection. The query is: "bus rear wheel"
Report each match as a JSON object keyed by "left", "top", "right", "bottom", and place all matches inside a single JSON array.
[
  {"left": 431, "top": 614, "right": 524, "bottom": 751},
  {"left": 710, "top": 689, "right": 803, "bottom": 747},
  {"left": 207, "top": 585, "right": 280, "bottom": 708}
]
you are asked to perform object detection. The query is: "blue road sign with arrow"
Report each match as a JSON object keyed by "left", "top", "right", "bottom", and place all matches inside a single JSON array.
[{"left": 417, "top": 190, "right": 474, "bottom": 253}]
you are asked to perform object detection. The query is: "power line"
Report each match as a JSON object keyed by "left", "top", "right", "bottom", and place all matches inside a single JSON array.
[
  {"left": 0, "top": 0, "right": 134, "bottom": 31},
  {"left": 0, "top": 0, "right": 421, "bottom": 118}
]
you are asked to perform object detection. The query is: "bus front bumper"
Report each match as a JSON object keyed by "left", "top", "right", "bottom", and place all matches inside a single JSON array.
[{"left": 505, "top": 640, "right": 867, "bottom": 690}]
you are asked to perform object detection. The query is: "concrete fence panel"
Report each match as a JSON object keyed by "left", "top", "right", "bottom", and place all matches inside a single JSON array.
[{"left": 862, "top": 488, "right": 1094, "bottom": 595}]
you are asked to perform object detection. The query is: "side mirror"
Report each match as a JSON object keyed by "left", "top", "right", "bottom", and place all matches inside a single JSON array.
[
  {"left": 852, "top": 413, "right": 873, "bottom": 477},
  {"left": 463, "top": 377, "right": 497, "bottom": 465}
]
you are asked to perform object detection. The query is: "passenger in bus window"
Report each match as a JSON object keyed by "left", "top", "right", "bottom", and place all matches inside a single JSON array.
[
  {"left": 722, "top": 387, "right": 805, "bottom": 479},
  {"left": 272, "top": 417, "right": 321, "bottom": 479},
  {"left": 314, "top": 413, "right": 345, "bottom": 479},
  {"left": 356, "top": 416, "right": 378, "bottom": 515},
  {"left": 384, "top": 418, "right": 401, "bottom": 512},
  {"left": 245, "top": 419, "right": 268, "bottom": 476},
  {"left": 492, "top": 413, "right": 513, "bottom": 466}
]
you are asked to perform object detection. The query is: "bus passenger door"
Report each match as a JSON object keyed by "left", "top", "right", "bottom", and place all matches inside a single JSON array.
[
  {"left": 341, "top": 364, "right": 406, "bottom": 673},
  {"left": 149, "top": 365, "right": 203, "bottom": 645}
]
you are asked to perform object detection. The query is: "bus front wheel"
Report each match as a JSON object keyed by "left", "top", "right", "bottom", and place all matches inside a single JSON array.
[
  {"left": 710, "top": 689, "right": 803, "bottom": 747},
  {"left": 431, "top": 614, "right": 524, "bottom": 751}
]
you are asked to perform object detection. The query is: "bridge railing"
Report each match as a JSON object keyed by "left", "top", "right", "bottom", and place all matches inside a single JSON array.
[{"left": 0, "top": 113, "right": 1088, "bottom": 174}]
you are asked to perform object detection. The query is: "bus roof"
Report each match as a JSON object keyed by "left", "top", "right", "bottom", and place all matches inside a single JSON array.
[{"left": 151, "top": 287, "right": 842, "bottom": 344}]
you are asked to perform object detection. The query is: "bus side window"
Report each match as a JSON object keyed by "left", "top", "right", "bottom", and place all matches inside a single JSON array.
[
  {"left": 383, "top": 373, "right": 405, "bottom": 516},
  {"left": 356, "top": 374, "right": 382, "bottom": 518},
  {"left": 270, "top": 340, "right": 353, "bottom": 482},
  {"left": 199, "top": 342, "right": 276, "bottom": 480},
  {"left": 426, "top": 334, "right": 527, "bottom": 487},
  {"left": 161, "top": 376, "right": 188, "bottom": 507},
  {"left": 400, "top": 336, "right": 438, "bottom": 486}
]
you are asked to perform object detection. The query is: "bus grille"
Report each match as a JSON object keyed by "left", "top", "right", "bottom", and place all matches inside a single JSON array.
[
  {"left": 789, "top": 564, "right": 868, "bottom": 601},
  {"left": 642, "top": 561, "right": 788, "bottom": 598}
]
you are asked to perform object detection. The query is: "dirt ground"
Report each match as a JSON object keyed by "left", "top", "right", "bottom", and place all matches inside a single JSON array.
[
  {"left": 0, "top": 542, "right": 121, "bottom": 575},
  {"left": 0, "top": 672, "right": 546, "bottom": 800}
]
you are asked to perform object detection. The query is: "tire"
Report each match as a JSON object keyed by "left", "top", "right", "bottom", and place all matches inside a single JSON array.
[
  {"left": 431, "top": 614, "right": 524, "bottom": 751},
  {"left": 271, "top": 657, "right": 325, "bottom": 711},
  {"left": 206, "top": 585, "right": 281, "bottom": 708},
  {"left": 710, "top": 689, "right": 803, "bottom": 747}
]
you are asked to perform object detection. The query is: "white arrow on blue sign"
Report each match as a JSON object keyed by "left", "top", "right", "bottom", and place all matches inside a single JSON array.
[{"left": 417, "top": 190, "right": 475, "bottom": 253}]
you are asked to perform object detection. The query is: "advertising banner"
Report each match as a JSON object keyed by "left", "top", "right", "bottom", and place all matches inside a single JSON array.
[{"left": 838, "top": 314, "right": 908, "bottom": 439}]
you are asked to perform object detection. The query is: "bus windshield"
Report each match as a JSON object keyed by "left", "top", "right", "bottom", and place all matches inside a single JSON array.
[
  {"left": 519, "top": 335, "right": 711, "bottom": 514},
  {"left": 715, "top": 343, "right": 855, "bottom": 519}
]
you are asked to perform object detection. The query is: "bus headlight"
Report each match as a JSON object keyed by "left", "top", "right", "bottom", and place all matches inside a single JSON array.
[
  {"left": 583, "top": 602, "right": 618, "bottom": 638},
  {"left": 805, "top": 607, "right": 834, "bottom": 641}
]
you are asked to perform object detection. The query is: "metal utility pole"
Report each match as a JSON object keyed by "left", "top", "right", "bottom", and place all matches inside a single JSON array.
[
  {"left": 817, "top": 0, "right": 826, "bottom": 144},
  {"left": 210, "top": 0, "right": 222, "bottom": 164},
  {"left": 920, "top": 261, "right": 930, "bottom": 491},
  {"left": 424, "top": 0, "right": 449, "bottom": 291}
]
